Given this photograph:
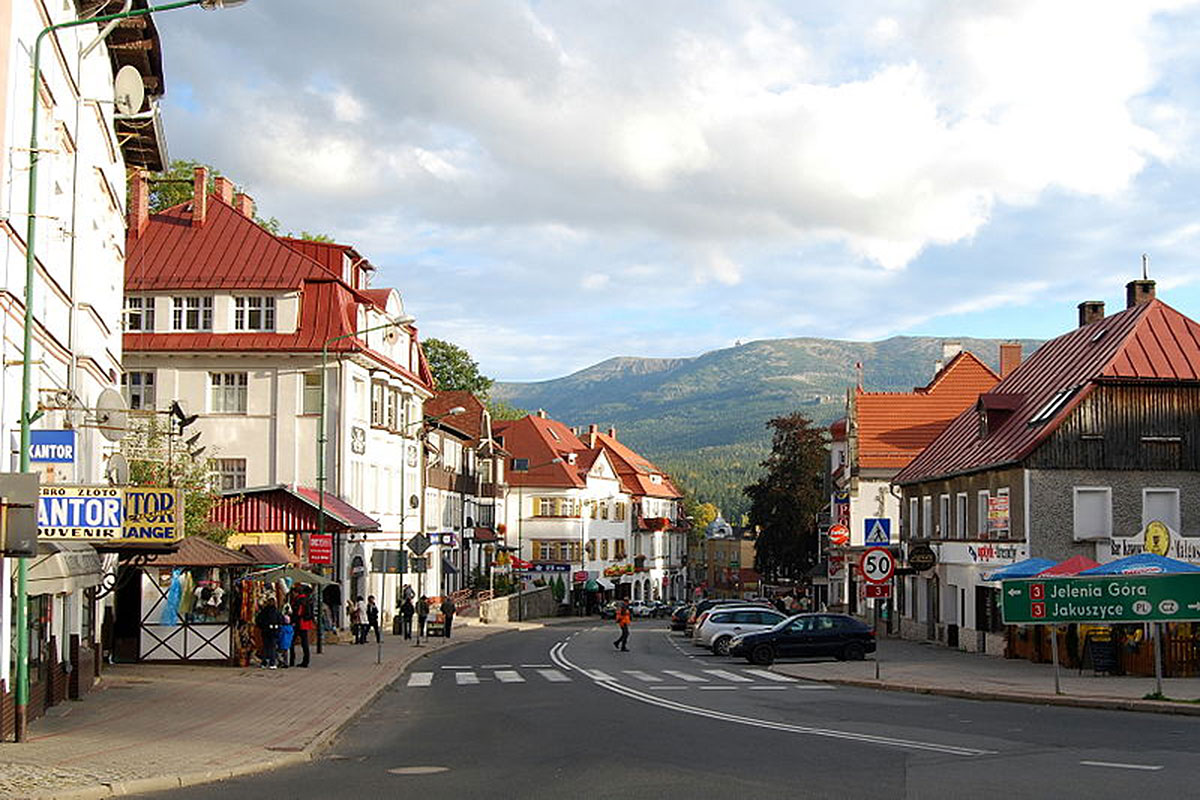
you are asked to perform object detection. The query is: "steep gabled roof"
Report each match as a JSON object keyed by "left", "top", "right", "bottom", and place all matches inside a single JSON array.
[
  {"left": 855, "top": 351, "right": 999, "bottom": 471},
  {"left": 426, "top": 391, "right": 487, "bottom": 444},
  {"left": 591, "top": 431, "right": 681, "bottom": 499},
  {"left": 494, "top": 415, "right": 598, "bottom": 488},
  {"left": 895, "top": 299, "right": 1200, "bottom": 484}
]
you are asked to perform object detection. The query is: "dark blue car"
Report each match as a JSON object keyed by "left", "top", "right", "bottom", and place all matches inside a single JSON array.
[{"left": 728, "top": 613, "right": 875, "bottom": 665}]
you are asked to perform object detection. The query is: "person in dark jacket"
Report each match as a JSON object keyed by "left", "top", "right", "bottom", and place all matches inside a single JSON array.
[
  {"left": 440, "top": 596, "right": 457, "bottom": 639},
  {"left": 399, "top": 597, "right": 415, "bottom": 640},
  {"left": 255, "top": 597, "right": 283, "bottom": 669},
  {"left": 366, "top": 596, "right": 381, "bottom": 643},
  {"left": 416, "top": 596, "right": 430, "bottom": 640},
  {"left": 292, "top": 590, "right": 314, "bottom": 667}
]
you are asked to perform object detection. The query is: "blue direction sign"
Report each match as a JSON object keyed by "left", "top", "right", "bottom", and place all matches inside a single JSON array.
[{"left": 864, "top": 518, "right": 891, "bottom": 545}]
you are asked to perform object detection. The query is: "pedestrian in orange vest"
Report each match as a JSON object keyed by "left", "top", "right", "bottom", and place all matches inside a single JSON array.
[{"left": 613, "top": 601, "right": 631, "bottom": 652}]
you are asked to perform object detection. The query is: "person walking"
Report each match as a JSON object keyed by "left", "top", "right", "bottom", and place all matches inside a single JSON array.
[
  {"left": 366, "top": 595, "right": 382, "bottom": 643},
  {"left": 400, "top": 596, "right": 415, "bottom": 640},
  {"left": 255, "top": 597, "right": 283, "bottom": 669},
  {"left": 440, "top": 595, "right": 457, "bottom": 639},
  {"left": 613, "top": 600, "right": 631, "bottom": 652},
  {"left": 416, "top": 595, "right": 430, "bottom": 641},
  {"left": 351, "top": 596, "right": 368, "bottom": 644},
  {"left": 293, "top": 590, "right": 313, "bottom": 667}
]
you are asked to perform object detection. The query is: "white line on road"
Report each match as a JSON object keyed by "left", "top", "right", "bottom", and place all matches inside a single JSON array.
[
  {"left": 698, "top": 686, "right": 738, "bottom": 691},
  {"left": 521, "top": 664, "right": 554, "bottom": 668},
  {"left": 407, "top": 672, "right": 433, "bottom": 687},
  {"left": 744, "top": 669, "right": 795, "bottom": 682},
  {"left": 494, "top": 670, "right": 525, "bottom": 683},
  {"left": 622, "top": 670, "right": 663, "bottom": 683},
  {"left": 455, "top": 672, "right": 480, "bottom": 686},
  {"left": 441, "top": 665, "right": 472, "bottom": 670},
  {"left": 662, "top": 670, "right": 708, "bottom": 683},
  {"left": 537, "top": 669, "right": 571, "bottom": 683},
  {"left": 750, "top": 686, "right": 790, "bottom": 691},
  {"left": 1080, "top": 761, "right": 1164, "bottom": 771},
  {"left": 650, "top": 686, "right": 688, "bottom": 691},
  {"left": 481, "top": 664, "right": 511, "bottom": 669},
  {"left": 585, "top": 669, "right": 616, "bottom": 681},
  {"left": 703, "top": 669, "right": 753, "bottom": 683},
  {"left": 792, "top": 685, "right": 836, "bottom": 691}
]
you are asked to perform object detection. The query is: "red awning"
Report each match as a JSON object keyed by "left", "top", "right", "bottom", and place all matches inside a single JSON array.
[
  {"left": 1037, "top": 555, "right": 1102, "bottom": 576},
  {"left": 211, "top": 484, "right": 379, "bottom": 533}
]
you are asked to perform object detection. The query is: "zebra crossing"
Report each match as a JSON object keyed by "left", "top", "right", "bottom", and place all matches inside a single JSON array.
[{"left": 405, "top": 665, "right": 835, "bottom": 690}]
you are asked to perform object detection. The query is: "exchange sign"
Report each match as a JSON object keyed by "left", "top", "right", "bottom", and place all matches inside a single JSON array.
[
  {"left": 37, "top": 486, "right": 181, "bottom": 543},
  {"left": 1001, "top": 575, "right": 1200, "bottom": 625}
]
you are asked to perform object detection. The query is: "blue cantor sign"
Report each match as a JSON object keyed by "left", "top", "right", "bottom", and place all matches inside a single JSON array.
[
  {"left": 29, "top": 430, "right": 76, "bottom": 463},
  {"left": 37, "top": 486, "right": 182, "bottom": 543}
]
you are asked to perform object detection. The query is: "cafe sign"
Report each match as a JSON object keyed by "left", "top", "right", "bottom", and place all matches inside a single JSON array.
[
  {"left": 1109, "top": 521, "right": 1200, "bottom": 563},
  {"left": 38, "top": 486, "right": 182, "bottom": 543}
]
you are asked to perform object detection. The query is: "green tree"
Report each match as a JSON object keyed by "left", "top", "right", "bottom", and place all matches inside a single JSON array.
[
  {"left": 744, "top": 412, "right": 827, "bottom": 582},
  {"left": 487, "top": 397, "right": 528, "bottom": 420},
  {"left": 121, "top": 416, "right": 235, "bottom": 545},
  {"left": 424, "top": 338, "right": 494, "bottom": 396}
]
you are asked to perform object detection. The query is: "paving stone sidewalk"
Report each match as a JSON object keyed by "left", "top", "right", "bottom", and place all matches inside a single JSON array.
[
  {"left": 772, "top": 637, "right": 1200, "bottom": 714},
  {"left": 0, "top": 619, "right": 547, "bottom": 800}
]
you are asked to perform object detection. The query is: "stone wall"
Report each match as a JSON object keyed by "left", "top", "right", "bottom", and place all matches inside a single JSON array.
[{"left": 478, "top": 587, "right": 560, "bottom": 623}]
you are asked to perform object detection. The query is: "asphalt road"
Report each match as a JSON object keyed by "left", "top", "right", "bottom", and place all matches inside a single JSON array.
[{"left": 148, "top": 620, "right": 1200, "bottom": 799}]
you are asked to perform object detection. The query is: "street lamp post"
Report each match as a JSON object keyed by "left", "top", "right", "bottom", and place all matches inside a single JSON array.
[
  {"left": 510, "top": 457, "right": 562, "bottom": 621},
  {"left": 12, "top": 0, "right": 248, "bottom": 744}
]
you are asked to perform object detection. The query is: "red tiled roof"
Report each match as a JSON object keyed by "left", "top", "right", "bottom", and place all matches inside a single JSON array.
[
  {"left": 855, "top": 351, "right": 999, "bottom": 470},
  {"left": 426, "top": 391, "right": 486, "bottom": 444},
  {"left": 895, "top": 299, "right": 1200, "bottom": 484},
  {"left": 494, "top": 415, "right": 590, "bottom": 488},
  {"left": 590, "top": 432, "right": 681, "bottom": 499}
]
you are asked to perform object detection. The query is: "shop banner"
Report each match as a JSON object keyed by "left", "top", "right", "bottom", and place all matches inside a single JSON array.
[
  {"left": 309, "top": 533, "right": 333, "bottom": 564},
  {"left": 38, "top": 485, "right": 181, "bottom": 543}
]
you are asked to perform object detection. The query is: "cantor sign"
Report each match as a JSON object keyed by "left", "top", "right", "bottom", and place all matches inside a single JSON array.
[{"left": 37, "top": 486, "right": 182, "bottom": 543}]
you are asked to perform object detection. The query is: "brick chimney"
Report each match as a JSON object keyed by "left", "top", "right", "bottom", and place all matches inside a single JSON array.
[
  {"left": 941, "top": 341, "right": 962, "bottom": 362},
  {"left": 234, "top": 192, "right": 255, "bottom": 220},
  {"left": 213, "top": 175, "right": 234, "bottom": 204},
  {"left": 191, "top": 166, "right": 207, "bottom": 227},
  {"left": 588, "top": 423, "right": 598, "bottom": 447},
  {"left": 128, "top": 168, "right": 149, "bottom": 239},
  {"left": 999, "top": 342, "right": 1022, "bottom": 378},
  {"left": 1125, "top": 279, "right": 1155, "bottom": 309},
  {"left": 536, "top": 408, "right": 547, "bottom": 419},
  {"left": 607, "top": 426, "right": 617, "bottom": 439},
  {"left": 1078, "top": 300, "right": 1105, "bottom": 327}
]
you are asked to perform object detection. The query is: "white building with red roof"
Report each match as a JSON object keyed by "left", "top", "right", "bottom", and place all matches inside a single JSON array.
[{"left": 123, "top": 167, "right": 435, "bottom": 620}]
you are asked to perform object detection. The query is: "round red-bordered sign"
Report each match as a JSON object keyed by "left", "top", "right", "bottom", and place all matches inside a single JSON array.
[
  {"left": 859, "top": 547, "right": 895, "bottom": 584},
  {"left": 828, "top": 524, "right": 850, "bottom": 547}
]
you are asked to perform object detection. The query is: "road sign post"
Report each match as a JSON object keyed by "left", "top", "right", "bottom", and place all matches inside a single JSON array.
[
  {"left": 860, "top": 547, "right": 895, "bottom": 584},
  {"left": 864, "top": 518, "right": 891, "bottom": 546}
]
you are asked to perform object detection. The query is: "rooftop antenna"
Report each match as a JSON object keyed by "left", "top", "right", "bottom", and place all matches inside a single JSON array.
[{"left": 1142, "top": 253, "right": 1149, "bottom": 280}]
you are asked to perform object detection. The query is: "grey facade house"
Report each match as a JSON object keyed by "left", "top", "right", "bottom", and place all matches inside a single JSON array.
[{"left": 892, "top": 279, "right": 1200, "bottom": 655}]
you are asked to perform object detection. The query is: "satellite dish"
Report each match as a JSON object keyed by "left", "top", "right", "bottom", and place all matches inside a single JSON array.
[
  {"left": 113, "top": 65, "right": 145, "bottom": 116},
  {"left": 94, "top": 389, "right": 128, "bottom": 442},
  {"left": 105, "top": 453, "right": 129, "bottom": 486}
]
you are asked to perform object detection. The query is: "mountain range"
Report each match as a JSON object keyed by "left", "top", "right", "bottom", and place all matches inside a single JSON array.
[{"left": 493, "top": 336, "right": 1042, "bottom": 521}]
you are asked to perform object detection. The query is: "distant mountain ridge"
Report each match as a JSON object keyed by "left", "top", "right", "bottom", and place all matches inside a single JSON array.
[{"left": 493, "top": 335, "right": 1042, "bottom": 519}]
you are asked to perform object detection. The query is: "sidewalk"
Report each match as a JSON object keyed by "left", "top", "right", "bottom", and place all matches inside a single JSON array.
[
  {"left": 0, "top": 618, "right": 553, "bottom": 800},
  {"left": 772, "top": 637, "right": 1200, "bottom": 715}
]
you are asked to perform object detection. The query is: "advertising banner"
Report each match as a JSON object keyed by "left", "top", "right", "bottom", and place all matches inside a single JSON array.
[{"left": 37, "top": 486, "right": 181, "bottom": 543}]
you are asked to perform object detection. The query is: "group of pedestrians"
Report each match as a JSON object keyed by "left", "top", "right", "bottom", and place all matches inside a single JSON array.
[
  {"left": 348, "top": 595, "right": 383, "bottom": 644},
  {"left": 253, "top": 591, "right": 315, "bottom": 669},
  {"left": 395, "top": 588, "right": 457, "bottom": 640}
]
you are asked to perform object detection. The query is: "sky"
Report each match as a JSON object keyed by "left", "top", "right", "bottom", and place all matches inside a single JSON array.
[{"left": 156, "top": 0, "right": 1200, "bottom": 382}]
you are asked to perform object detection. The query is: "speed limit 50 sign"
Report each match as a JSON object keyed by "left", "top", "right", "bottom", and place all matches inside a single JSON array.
[{"left": 859, "top": 547, "right": 895, "bottom": 584}]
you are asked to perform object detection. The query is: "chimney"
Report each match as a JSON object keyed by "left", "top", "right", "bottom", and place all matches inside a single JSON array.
[
  {"left": 536, "top": 408, "right": 547, "bottom": 419},
  {"left": 128, "top": 168, "right": 149, "bottom": 239},
  {"left": 213, "top": 175, "right": 234, "bottom": 204},
  {"left": 1078, "top": 300, "right": 1105, "bottom": 327},
  {"left": 191, "top": 166, "right": 208, "bottom": 227},
  {"left": 941, "top": 341, "right": 962, "bottom": 362},
  {"left": 607, "top": 426, "right": 617, "bottom": 439},
  {"left": 1125, "top": 279, "right": 1155, "bottom": 309},
  {"left": 234, "top": 192, "right": 255, "bottom": 220},
  {"left": 999, "top": 342, "right": 1022, "bottom": 378},
  {"left": 588, "top": 423, "right": 598, "bottom": 447}
]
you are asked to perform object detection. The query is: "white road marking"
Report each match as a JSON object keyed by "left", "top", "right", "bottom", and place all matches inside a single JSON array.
[
  {"left": 441, "top": 665, "right": 472, "bottom": 670},
  {"left": 585, "top": 669, "right": 616, "bottom": 682},
  {"left": 750, "top": 686, "right": 790, "bottom": 691},
  {"left": 662, "top": 670, "right": 708, "bottom": 683},
  {"left": 537, "top": 669, "right": 571, "bottom": 683},
  {"left": 481, "top": 664, "right": 511, "bottom": 669},
  {"left": 623, "top": 670, "right": 663, "bottom": 683},
  {"left": 1080, "top": 761, "right": 1163, "bottom": 771},
  {"left": 699, "top": 686, "right": 738, "bottom": 691},
  {"left": 792, "top": 685, "right": 836, "bottom": 691},
  {"left": 407, "top": 672, "right": 433, "bottom": 687},
  {"left": 744, "top": 669, "right": 795, "bottom": 682},
  {"left": 455, "top": 672, "right": 479, "bottom": 686},
  {"left": 703, "top": 669, "right": 753, "bottom": 683},
  {"left": 649, "top": 686, "right": 688, "bottom": 691},
  {"left": 521, "top": 664, "right": 554, "bottom": 668},
  {"left": 494, "top": 670, "right": 525, "bottom": 683}
]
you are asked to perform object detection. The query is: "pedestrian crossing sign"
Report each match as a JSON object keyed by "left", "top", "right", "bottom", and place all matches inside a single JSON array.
[{"left": 864, "top": 518, "right": 890, "bottom": 545}]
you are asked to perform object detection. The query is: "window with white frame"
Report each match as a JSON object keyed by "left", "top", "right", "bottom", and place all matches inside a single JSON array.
[
  {"left": 955, "top": 493, "right": 968, "bottom": 540},
  {"left": 121, "top": 371, "right": 155, "bottom": 410},
  {"left": 386, "top": 387, "right": 398, "bottom": 430},
  {"left": 1143, "top": 487, "right": 1181, "bottom": 532},
  {"left": 210, "top": 372, "right": 248, "bottom": 413},
  {"left": 302, "top": 371, "right": 322, "bottom": 414},
  {"left": 215, "top": 458, "right": 246, "bottom": 491},
  {"left": 938, "top": 494, "right": 950, "bottom": 539},
  {"left": 125, "top": 297, "right": 154, "bottom": 331},
  {"left": 233, "top": 296, "right": 276, "bottom": 331},
  {"left": 908, "top": 497, "right": 919, "bottom": 538},
  {"left": 370, "top": 381, "right": 386, "bottom": 427},
  {"left": 1073, "top": 487, "right": 1112, "bottom": 541},
  {"left": 921, "top": 496, "right": 932, "bottom": 541},
  {"left": 354, "top": 378, "right": 367, "bottom": 420},
  {"left": 171, "top": 296, "right": 213, "bottom": 331},
  {"left": 976, "top": 490, "right": 990, "bottom": 537}
]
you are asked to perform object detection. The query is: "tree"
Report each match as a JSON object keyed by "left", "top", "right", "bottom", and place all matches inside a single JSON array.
[
  {"left": 424, "top": 338, "right": 494, "bottom": 396},
  {"left": 744, "top": 412, "right": 827, "bottom": 583},
  {"left": 487, "top": 397, "right": 528, "bottom": 420}
]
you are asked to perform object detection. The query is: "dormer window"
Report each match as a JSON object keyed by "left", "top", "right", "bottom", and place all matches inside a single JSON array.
[
  {"left": 125, "top": 297, "right": 154, "bottom": 331},
  {"left": 649, "top": 474, "right": 662, "bottom": 485},
  {"left": 567, "top": 452, "right": 577, "bottom": 465},
  {"left": 234, "top": 296, "right": 276, "bottom": 331},
  {"left": 172, "top": 296, "right": 213, "bottom": 331}
]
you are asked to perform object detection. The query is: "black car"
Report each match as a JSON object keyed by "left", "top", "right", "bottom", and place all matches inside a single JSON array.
[
  {"left": 728, "top": 613, "right": 875, "bottom": 665},
  {"left": 669, "top": 604, "right": 691, "bottom": 631}
]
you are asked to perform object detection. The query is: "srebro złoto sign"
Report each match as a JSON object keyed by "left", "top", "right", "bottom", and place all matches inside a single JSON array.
[
  {"left": 1001, "top": 575, "right": 1200, "bottom": 624},
  {"left": 37, "top": 486, "right": 182, "bottom": 543}
]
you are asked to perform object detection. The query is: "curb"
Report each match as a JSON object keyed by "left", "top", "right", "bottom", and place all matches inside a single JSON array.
[
  {"left": 793, "top": 674, "right": 1200, "bottom": 717},
  {"left": 30, "top": 628, "right": 508, "bottom": 800}
]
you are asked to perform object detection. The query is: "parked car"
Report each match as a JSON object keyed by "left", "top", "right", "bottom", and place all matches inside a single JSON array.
[
  {"left": 669, "top": 605, "right": 691, "bottom": 631},
  {"left": 729, "top": 613, "right": 876, "bottom": 665},
  {"left": 685, "top": 599, "right": 749, "bottom": 636},
  {"left": 629, "top": 601, "right": 656, "bottom": 617},
  {"left": 650, "top": 601, "right": 675, "bottom": 618},
  {"left": 695, "top": 607, "right": 789, "bottom": 656},
  {"left": 599, "top": 601, "right": 620, "bottom": 619}
]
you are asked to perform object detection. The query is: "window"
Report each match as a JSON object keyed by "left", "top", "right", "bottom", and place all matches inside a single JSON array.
[
  {"left": 600, "top": 539, "right": 609, "bottom": 560},
  {"left": 215, "top": 459, "right": 246, "bottom": 491},
  {"left": 171, "top": 296, "right": 213, "bottom": 331},
  {"left": 536, "top": 497, "right": 554, "bottom": 517},
  {"left": 992, "top": 488, "right": 1011, "bottom": 539},
  {"left": 921, "top": 497, "right": 932, "bottom": 541},
  {"left": 614, "top": 539, "right": 627, "bottom": 559},
  {"left": 976, "top": 490, "right": 990, "bottom": 537},
  {"left": 302, "top": 371, "right": 322, "bottom": 414},
  {"left": 233, "top": 296, "right": 276, "bottom": 331},
  {"left": 600, "top": 502, "right": 609, "bottom": 520},
  {"left": 908, "top": 497, "right": 919, "bottom": 538},
  {"left": 559, "top": 498, "right": 577, "bottom": 517},
  {"left": 125, "top": 297, "right": 154, "bottom": 331},
  {"left": 1073, "top": 487, "right": 1112, "bottom": 541},
  {"left": 938, "top": 495, "right": 950, "bottom": 539},
  {"left": 615, "top": 503, "right": 626, "bottom": 521},
  {"left": 533, "top": 540, "right": 580, "bottom": 562},
  {"left": 370, "top": 381, "right": 386, "bottom": 427},
  {"left": 210, "top": 372, "right": 248, "bottom": 413},
  {"left": 1143, "top": 488, "right": 1181, "bottom": 532},
  {"left": 955, "top": 494, "right": 968, "bottom": 540},
  {"left": 386, "top": 388, "right": 399, "bottom": 430},
  {"left": 121, "top": 371, "right": 155, "bottom": 411}
]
